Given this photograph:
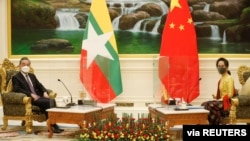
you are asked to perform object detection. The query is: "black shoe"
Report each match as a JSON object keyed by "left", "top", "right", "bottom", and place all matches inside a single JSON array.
[
  {"left": 52, "top": 127, "right": 62, "bottom": 133},
  {"left": 52, "top": 124, "right": 64, "bottom": 132},
  {"left": 21, "top": 120, "right": 25, "bottom": 126}
]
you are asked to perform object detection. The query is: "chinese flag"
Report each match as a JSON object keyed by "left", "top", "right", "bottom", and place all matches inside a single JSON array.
[
  {"left": 80, "top": 0, "right": 123, "bottom": 103},
  {"left": 159, "top": 0, "right": 199, "bottom": 103}
]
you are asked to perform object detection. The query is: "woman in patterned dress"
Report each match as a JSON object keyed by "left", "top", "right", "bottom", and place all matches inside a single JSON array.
[{"left": 201, "top": 57, "right": 237, "bottom": 125}]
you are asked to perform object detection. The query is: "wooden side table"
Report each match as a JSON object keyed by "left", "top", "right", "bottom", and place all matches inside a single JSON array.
[
  {"left": 46, "top": 103, "right": 115, "bottom": 138},
  {"left": 148, "top": 104, "right": 209, "bottom": 129}
]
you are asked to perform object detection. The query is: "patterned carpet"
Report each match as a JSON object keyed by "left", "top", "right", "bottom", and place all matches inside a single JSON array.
[
  {"left": 0, "top": 124, "right": 81, "bottom": 141},
  {"left": 0, "top": 131, "right": 19, "bottom": 138}
]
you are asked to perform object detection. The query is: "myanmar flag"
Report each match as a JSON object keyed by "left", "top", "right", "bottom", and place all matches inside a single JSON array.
[
  {"left": 159, "top": 0, "right": 200, "bottom": 103},
  {"left": 80, "top": 0, "right": 123, "bottom": 103}
]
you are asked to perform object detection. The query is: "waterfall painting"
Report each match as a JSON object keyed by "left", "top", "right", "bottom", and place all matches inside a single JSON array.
[{"left": 8, "top": 0, "right": 250, "bottom": 58}]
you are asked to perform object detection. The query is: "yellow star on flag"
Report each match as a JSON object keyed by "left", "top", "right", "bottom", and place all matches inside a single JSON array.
[
  {"left": 187, "top": 18, "right": 193, "bottom": 24},
  {"left": 170, "top": 0, "right": 182, "bottom": 11}
]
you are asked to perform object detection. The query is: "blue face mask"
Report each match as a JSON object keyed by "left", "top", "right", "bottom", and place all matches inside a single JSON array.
[{"left": 217, "top": 67, "right": 227, "bottom": 74}]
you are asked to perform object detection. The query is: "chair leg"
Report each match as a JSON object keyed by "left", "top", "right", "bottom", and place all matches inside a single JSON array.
[
  {"left": 25, "top": 114, "right": 33, "bottom": 134},
  {"left": 25, "top": 119, "right": 32, "bottom": 134},
  {"left": 1, "top": 116, "right": 8, "bottom": 130}
]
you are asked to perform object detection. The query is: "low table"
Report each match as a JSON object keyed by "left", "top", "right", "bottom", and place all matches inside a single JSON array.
[
  {"left": 46, "top": 103, "right": 115, "bottom": 138},
  {"left": 148, "top": 104, "right": 209, "bottom": 129}
]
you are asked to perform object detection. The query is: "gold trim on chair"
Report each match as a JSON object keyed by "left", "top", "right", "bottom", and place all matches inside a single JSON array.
[
  {"left": 0, "top": 58, "right": 56, "bottom": 133},
  {"left": 229, "top": 98, "right": 238, "bottom": 124},
  {"left": 0, "top": 58, "right": 19, "bottom": 93},
  {"left": 237, "top": 65, "right": 250, "bottom": 86},
  {"left": 229, "top": 65, "right": 250, "bottom": 125}
]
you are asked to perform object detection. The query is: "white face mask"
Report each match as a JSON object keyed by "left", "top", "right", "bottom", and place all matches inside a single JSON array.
[{"left": 21, "top": 66, "right": 30, "bottom": 73}]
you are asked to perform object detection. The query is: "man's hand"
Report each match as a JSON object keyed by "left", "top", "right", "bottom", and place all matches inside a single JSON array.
[
  {"left": 31, "top": 93, "right": 40, "bottom": 101},
  {"left": 43, "top": 92, "right": 49, "bottom": 98}
]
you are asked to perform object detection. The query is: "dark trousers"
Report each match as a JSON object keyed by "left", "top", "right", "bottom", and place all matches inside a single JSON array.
[{"left": 32, "top": 98, "right": 56, "bottom": 119}]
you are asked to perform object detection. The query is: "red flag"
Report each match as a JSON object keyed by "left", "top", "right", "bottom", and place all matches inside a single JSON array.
[{"left": 158, "top": 0, "right": 199, "bottom": 103}]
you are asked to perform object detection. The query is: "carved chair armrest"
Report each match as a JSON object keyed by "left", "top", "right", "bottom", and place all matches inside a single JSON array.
[
  {"left": 229, "top": 97, "right": 239, "bottom": 124},
  {"left": 231, "top": 97, "right": 239, "bottom": 107},
  {"left": 229, "top": 95, "right": 250, "bottom": 124},
  {"left": 47, "top": 89, "right": 57, "bottom": 98},
  {"left": 2, "top": 92, "right": 31, "bottom": 104},
  {"left": 23, "top": 96, "right": 31, "bottom": 104}
]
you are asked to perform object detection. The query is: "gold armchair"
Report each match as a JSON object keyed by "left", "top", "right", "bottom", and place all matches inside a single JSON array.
[
  {"left": 229, "top": 65, "right": 250, "bottom": 124},
  {"left": 0, "top": 58, "right": 57, "bottom": 133}
]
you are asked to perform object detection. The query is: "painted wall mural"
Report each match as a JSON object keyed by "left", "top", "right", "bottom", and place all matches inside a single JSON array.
[{"left": 9, "top": 0, "right": 250, "bottom": 57}]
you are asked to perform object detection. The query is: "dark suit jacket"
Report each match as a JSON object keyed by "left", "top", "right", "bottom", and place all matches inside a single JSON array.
[{"left": 12, "top": 72, "right": 48, "bottom": 98}]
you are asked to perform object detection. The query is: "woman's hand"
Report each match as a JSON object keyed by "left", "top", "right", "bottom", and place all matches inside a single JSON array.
[{"left": 212, "top": 94, "right": 216, "bottom": 99}]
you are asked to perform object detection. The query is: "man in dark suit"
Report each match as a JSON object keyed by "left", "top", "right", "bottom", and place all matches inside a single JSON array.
[{"left": 12, "top": 57, "right": 63, "bottom": 133}]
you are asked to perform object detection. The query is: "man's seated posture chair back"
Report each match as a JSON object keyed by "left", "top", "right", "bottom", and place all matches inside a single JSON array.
[{"left": 0, "top": 58, "right": 56, "bottom": 133}]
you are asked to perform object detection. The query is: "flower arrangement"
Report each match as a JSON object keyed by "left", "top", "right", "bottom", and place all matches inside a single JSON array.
[{"left": 75, "top": 113, "right": 172, "bottom": 141}]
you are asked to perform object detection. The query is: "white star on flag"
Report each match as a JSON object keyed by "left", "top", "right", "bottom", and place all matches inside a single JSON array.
[{"left": 82, "top": 21, "right": 114, "bottom": 67}]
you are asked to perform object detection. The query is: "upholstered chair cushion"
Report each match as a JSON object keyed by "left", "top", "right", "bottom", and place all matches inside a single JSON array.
[
  {"left": 243, "top": 72, "right": 250, "bottom": 82},
  {"left": 236, "top": 68, "right": 250, "bottom": 118},
  {"left": 236, "top": 95, "right": 250, "bottom": 118},
  {"left": 237, "top": 95, "right": 250, "bottom": 106},
  {"left": 236, "top": 106, "right": 250, "bottom": 119},
  {"left": 6, "top": 70, "right": 18, "bottom": 86},
  {"left": 5, "top": 70, "right": 18, "bottom": 92},
  {"left": 1, "top": 92, "right": 26, "bottom": 116},
  {"left": 229, "top": 65, "right": 250, "bottom": 124},
  {"left": 238, "top": 73, "right": 250, "bottom": 95}
]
